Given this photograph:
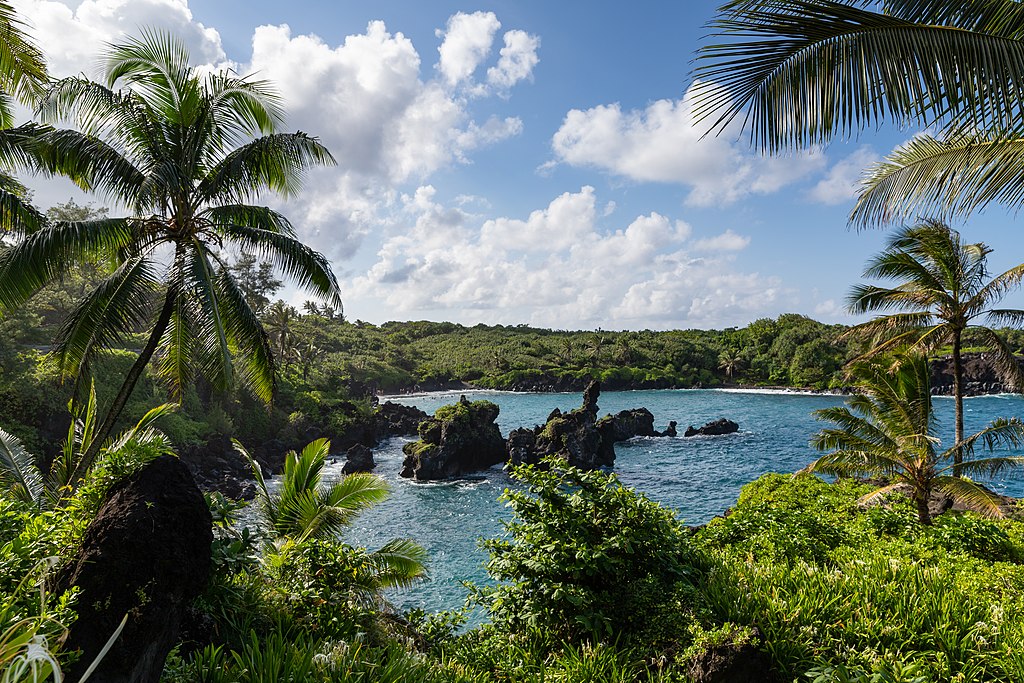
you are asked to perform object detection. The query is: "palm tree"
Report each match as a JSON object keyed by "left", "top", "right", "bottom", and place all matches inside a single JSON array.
[
  {"left": 236, "top": 439, "right": 427, "bottom": 591},
  {"left": 847, "top": 220, "right": 1024, "bottom": 474},
  {"left": 0, "top": 31, "right": 340, "bottom": 485},
  {"left": 718, "top": 349, "right": 744, "bottom": 381},
  {"left": 0, "top": 383, "right": 174, "bottom": 507},
  {"left": 807, "top": 353, "right": 1024, "bottom": 525},
  {"left": 265, "top": 300, "right": 299, "bottom": 360},
  {"left": 694, "top": 1, "right": 1024, "bottom": 226}
]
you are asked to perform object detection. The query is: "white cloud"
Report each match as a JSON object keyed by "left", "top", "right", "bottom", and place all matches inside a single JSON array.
[
  {"left": 550, "top": 82, "right": 826, "bottom": 206},
  {"left": 436, "top": 11, "right": 500, "bottom": 88},
  {"left": 349, "top": 187, "right": 778, "bottom": 329},
  {"left": 241, "top": 19, "right": 526, "bottom": 260},
  {"left": 808, "top": 146, "right": 881, "bottom": 205},
  {"left": 693, "top": 230, "right": 749, "bottom": 252},
  {"left": 13, "top": 0, "right": 228, "bottom": 77},
  {"left": 487, "top": 30, "right": 540, "bottom": 91}
]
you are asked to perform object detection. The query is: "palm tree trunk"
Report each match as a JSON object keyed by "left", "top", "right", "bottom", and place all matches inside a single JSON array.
[
  {"left": 952, "top": 331, "right": 965, "bottom": 477},
  {"left": 69, "top": 285, "right": 178, "bottom": 487},
  {"left": 915, "top": 493, "right": 932, "bottom": 526}
]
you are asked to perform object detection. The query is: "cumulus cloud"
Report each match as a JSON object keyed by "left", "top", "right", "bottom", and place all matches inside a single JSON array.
[
  {"left": 550, "top": 82, "right": 826, "bottom": 207},
  {"left": 808, "top": 146, "right": 881, "bottom": 205},
  {"left": 241, "top": 18, "right": 530, "bottom": 259},
  {"left": 436, "top": 11, "right": 500, "bottom": 87},
  {"left": 13, "top": 0, "right": 228, "bottom": 76},
  {"left": 349, "top": 187, "right": 779, "bottom": 329},
  {"left": 487, "top": 30, "right": 540, "bottom": 91},
  {"left": 693, "top": 230, "right": 749, "bottom": 252}
]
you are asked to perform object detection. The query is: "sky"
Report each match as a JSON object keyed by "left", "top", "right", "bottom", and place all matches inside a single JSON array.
[{"left": 11, "top": 0, "right": 1024, "bottom": 330}]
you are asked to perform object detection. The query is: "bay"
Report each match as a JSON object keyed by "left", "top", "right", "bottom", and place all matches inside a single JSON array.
[{"left": 328, "top": 389, "right": 1024, "bottom": 616}]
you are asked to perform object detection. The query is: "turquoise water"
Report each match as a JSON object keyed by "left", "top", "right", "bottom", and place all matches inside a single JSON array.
[{"left": 327, "top": 389, "right": 1024, "bottom": 615}]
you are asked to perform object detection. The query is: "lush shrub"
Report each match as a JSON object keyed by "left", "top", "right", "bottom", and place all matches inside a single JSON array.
[{"left": 477, "top": 460, "right": 706, "bottom": 652}]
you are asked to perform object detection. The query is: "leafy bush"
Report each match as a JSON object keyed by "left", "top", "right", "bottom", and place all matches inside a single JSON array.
[{"left": 477, "top": 459, "right": 706, "bottom": 651}]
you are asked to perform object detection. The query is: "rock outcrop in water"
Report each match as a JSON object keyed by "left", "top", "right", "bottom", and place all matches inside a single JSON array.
[
  {"left": 401, "top": 396, "right": 506, "bottom": 480},
  {"left": 597, "top": 407, "right": 656, "bottom": 441},
  {"left": 58, "top": 455, "right": 212, "bottom": 683},
  {"left": 342, "top": 444, "right": 376, "bottom": 474},
  {"left": 684, "top": 418, "right": 739, "bottom": 437},
  {"left": 506, "top": 380, "right": 616, "bottom": 470}
]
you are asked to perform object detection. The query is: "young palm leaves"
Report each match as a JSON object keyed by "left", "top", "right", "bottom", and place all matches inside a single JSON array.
[
  {"left": 0, "top": 31, "right": 340, "bottom": 486},
  {"left": 846, "top": 220, "right": 1024, "bottom": 474},
  {"left": 0, "top": 383, "right": 174, "bottom": 507},
  {"left": 807, "top": 353, "right": 1024, "bottom": 525},
  {"left": 695, "top": 0, "right": 1024, "bottom": 225},
  {"left": 237, "top": 439, "right": 427, "bottom": 591}
]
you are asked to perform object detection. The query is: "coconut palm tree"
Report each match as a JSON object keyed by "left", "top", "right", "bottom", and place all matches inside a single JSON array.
[
  {"left": 236, "top": 439, "right": 427, "bottom": 591},
  {"left": 807, "top": 353, "right": 1024, "bottom": 525},
  {"left": 265, "top": 300, "right": 300, "bottom": 361},
  {"left": 847, "top": 220, "right": 1024, "bottom": 474},
  {"left": 694, "top": 0, "right": 1024, "bottom": 226},
  {"left": 0, "top": 31, "right": 340, "bottom": 485},
  {"left": 718, "top": 349, "right": 744, "bottom": 381}
]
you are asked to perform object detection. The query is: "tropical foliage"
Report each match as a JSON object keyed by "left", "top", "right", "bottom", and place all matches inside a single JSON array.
[
  {"left": 807, "top": 352, "right": 1024, "bottom": 524},
  {"left": 0, "top": 31, "right": 339, "bottom": 487},
  {"left": 0, "top": 383, "right": 173, "bottom": 507},
  {"left": 847, "top": 220, "right": 1024, "bottom": 471}
]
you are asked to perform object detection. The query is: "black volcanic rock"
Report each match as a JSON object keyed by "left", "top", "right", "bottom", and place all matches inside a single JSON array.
[
  {"left": 506, "top": 380, "right": 615, "bottom": 470},
  {"left": 684, "top": 418, "right": 739, "bottom": 437},
  {"left": 59, "top": 456, "right": 212, "bottom": 683},
  {"left": 401, "top": 396, "right": 506, "bottom": 480},
  {"left": 597, "top": 408, "right": 657, "bottom": 442},
  {"left": 342, "top": 444, "right": 376, "bottom": 474}
]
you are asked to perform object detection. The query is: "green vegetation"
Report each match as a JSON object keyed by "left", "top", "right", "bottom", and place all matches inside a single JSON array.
[
  {"left": 847, "top": 220, "right": 1024, "bottom": 473},
  {"left": 0, "top": 31, "right": 340, "bottom": 487},
  {"left": 808, "top": 353, "right": 1024, "bottom": 524}
]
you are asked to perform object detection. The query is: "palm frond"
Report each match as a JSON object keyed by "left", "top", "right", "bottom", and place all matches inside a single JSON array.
[
  {"left": 49, "top": 255, "right": 158, "bottom": 384},
  {"left": 0, "top": 218, "right": 136, "bottom": 311},
  {"left": 0, "top": 2, "right": 49, "bottom": 112},
  {"left": 0, "top": 426, "right": 43, "bottom": 505},
  {"left": 695, "top": 1, "right": 1024, "bottom": 152},
  {"left": 853, "top": 131, "right": 1024, "bottom": 226},
  {"left": 367, "top": 538, "right": 429, "bottom": 590},
  {"left": 933, "top": 475, "right": 1007, "bottom": 517},
  {"left": 214, "top": 265, "right": 276, "bottom": 403},
  {"left": 197, "top": 132, "right": 335, "bottom": 203},
  {"left": 216, "top": 221, "right": 341, "bottom": 307}
]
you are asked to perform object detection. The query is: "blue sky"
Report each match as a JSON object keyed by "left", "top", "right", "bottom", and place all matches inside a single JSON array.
[{"left": 13, "top": 0, "right": 1024, "bottom": 330}]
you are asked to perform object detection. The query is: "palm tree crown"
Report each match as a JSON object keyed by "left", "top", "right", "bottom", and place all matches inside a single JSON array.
[
  {"left": 808, "top": 353, "right": 1024, "bottom": 525},
  {"left": 695, "top": 0, "right": 1024, "bottom": 225},
  {"left": 0, "top": 31, "right": 340, "bottom": 484},
  {"left": 847, "top": 220, "right": 1024, "bottom": 472}
]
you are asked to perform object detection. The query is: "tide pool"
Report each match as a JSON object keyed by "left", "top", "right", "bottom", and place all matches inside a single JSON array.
[{"left": 320, "top": 389, "right": 1024, "bottom": 615}]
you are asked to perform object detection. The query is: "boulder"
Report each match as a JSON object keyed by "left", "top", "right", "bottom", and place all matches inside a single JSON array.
[
  {"left": 375, "top": 401, "right": 429, "bottom": 438},
  {"left": 506, "top": 380, "right": 615, "bottom": 470},
  {"left": 684, "top": 419, "right": 739, "bottom": 437},
  {"left": 59, "top": 455, "right": 212, "bottom": 683},
  {"left": 177, "top": 434, "right": 257, "bottom": 500},
  {"left": 597, "top": 408, "right": 657, "bottom": 442},
  {"left": 686, "top": 630, "right": 773, "bottom": 683},
  {"left": 401, "top": 396, "right": 506, "bottom": 480},
  {"left": 341, "top": 444, "right": 376, "bottom": 474},
  {"left": 657, "top": 421, "right": 678, "bottom": 437}
]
